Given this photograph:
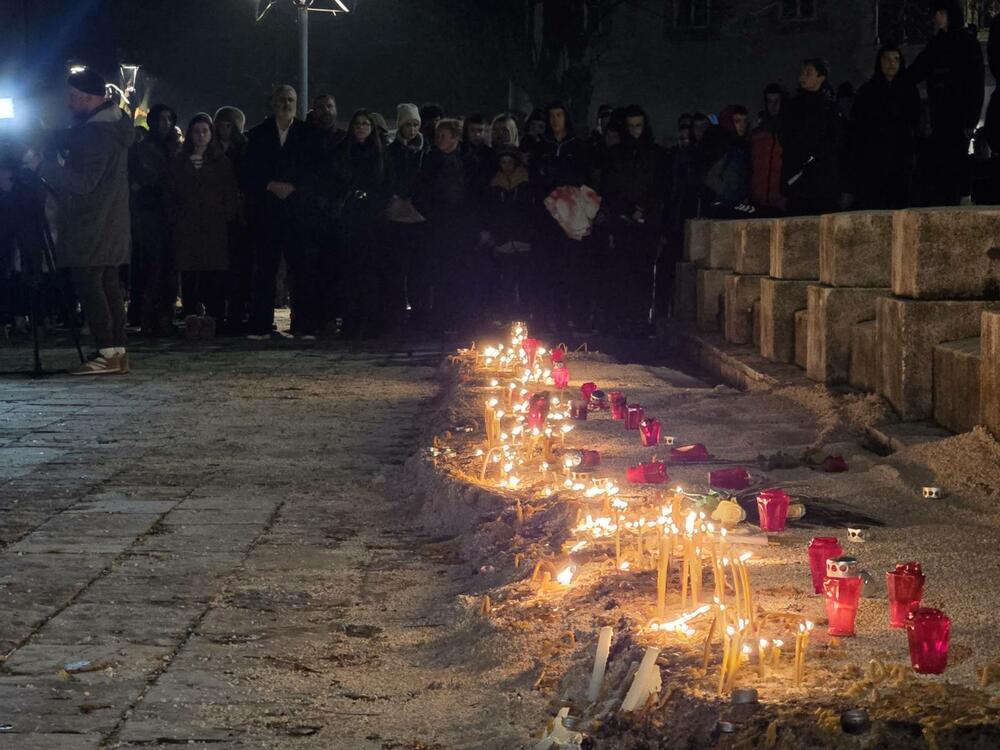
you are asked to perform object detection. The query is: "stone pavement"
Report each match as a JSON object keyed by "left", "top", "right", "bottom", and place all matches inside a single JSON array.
[{"left": 0, "top": 339, "right": 533, "bottom": 749}]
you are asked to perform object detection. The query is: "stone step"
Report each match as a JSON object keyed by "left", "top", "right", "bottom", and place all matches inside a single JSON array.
[
  {"left": 982, "top": 311, "right": 1000, "bottom": 440},
  {"left": 819, "top": 210, "right": 894, "bottom": 287},
  {"left": 724, "top": 274, "right": 764, "bottom": 345},
  {"left": 806, "top": 286, "right": 890, "bottom": 384},
  {"left": 752, "top": 299, "right": 762, "bottom": 349},
  {"left": 735, "top": 219, "right": 775, "bottom": 275},
  {"left": 673, "top": 261, "right": 698, "bottom": 322},
  {"left": 759, "top": 278, "right": 811, "bottom": 363},
  {"left": 684, "top": 219, "right": 710, "bottom": 265},
  {"left": 696, "top": 269, "right": 729, "bottom": 332},
  {"left": 849, "top": 320, "right": 879, "bottom": 392},
  {"left": 771, "top": 215, "right": 821, "bottom": 280},
  {"left": 794, "top": 309, "right": 809, "bottom": 370},
  {"left": 933, "top": 337, "right": 982, "bottom": 434},
  {"left": 707, "top": 220, "right": 740, "bottom": 269},
  {"left": 877, "top": 298, "right": 1000, "bottom": 420},
  {"left": 893, "top": 207, "right": 1000, "bottom": 299}
]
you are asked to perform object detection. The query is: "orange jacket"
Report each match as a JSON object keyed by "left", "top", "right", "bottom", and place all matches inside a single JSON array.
[{"left": 750, "top": 127, "right": 786, "bottom": 210}]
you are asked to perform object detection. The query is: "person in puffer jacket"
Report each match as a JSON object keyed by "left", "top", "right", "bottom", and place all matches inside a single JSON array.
[
  {"left": 484, "top": 145, "right": 536, "bottom": 319},
  {"left": 751, "top": 83, "right": 786, "bottom": 214}
]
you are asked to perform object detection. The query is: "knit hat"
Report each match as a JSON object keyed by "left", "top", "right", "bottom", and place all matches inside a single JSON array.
[
  {"left": 369, "top": 111, "right": 389, "bottom": 134},
  {"left": 396, "top": 103, "right": 420, "bottom": 128},
  {"left": 67, "top": 68, "right": 106, "bottom": 97},
  {"left": 214, "top": 106, "right": 246, "bottom": 133}
]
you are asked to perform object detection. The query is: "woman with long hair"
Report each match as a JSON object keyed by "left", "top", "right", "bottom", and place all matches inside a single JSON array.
[
  {"left": 167, "top": 113, "right": 239, "bottom": 336},
  {"left": 334, "top": 109, "right": 393, "bottom": 339}
]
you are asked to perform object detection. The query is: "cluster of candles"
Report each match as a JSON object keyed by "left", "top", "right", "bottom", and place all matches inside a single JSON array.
[{"left": 453, "top": 322, "right": 949, "bottom": 728}]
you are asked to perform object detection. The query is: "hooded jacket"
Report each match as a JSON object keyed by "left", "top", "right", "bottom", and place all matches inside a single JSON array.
[
  {"left": 704, "top": 108, "right": 751, "bottom": 207},
  {"left": 40, "top": 101, "right": 136, "bottom": 268},
  {"left": 600, "top": 115, "right": 665, "bottom": 219},
  {"left": 779, "top": 84, "right": 844, "bottom": 212}
]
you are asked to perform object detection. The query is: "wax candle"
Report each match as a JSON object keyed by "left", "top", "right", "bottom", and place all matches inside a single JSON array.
[
  {"left": 609, "top": 392, "right": 627, "bottom": 420},
  {"left": 907, "top": 607, "right": 950, "bottom": 674},
  {"left": 639, "top": 417, "right": 661, "bottom": 447},
  {"left": 756, "top": 488, "right": 790, "bottom": 532},
  {"left": 625, "top": 404, "right": 644, "bottom": 430},
  {"left": 587, "top": 626, "right": 614, "bottom": 701},
  {"left": 807, "top": 537, "right": 842, "bottom": 594},
  {"left": 886, "top": 562, "right": 925, "bottom": 629},
  {"left": 621, "top": 647, "right": 661, "bottom": 712}
]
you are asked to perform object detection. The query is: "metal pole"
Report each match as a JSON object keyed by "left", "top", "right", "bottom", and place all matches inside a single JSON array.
[{"left": 298, "top": 4, "right": 309, "bottom": 119}]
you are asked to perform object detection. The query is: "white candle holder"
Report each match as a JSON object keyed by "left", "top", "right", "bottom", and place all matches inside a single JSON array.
[{"left": 922, "top": 486, "right": 942, "bottom": 499}]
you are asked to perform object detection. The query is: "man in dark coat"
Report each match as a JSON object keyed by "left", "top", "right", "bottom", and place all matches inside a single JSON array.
[
  {"left": 907, "top": 0, "right": 985, "bottom": 205},
  {"left": 30, "top": 69, "right": 135, "bottom": 374},
  {"left": 241, "top": 84, "right": 316, "bottom": 338},
  {"left": 779, "top": 58, "right": 845, "bottom": 215},
  {"left": 847, "top": 45, "right": 921, "bottom": 209}
]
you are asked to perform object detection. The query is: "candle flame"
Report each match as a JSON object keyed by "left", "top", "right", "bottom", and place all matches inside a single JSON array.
[
  {"left": 739, "top": 551, "right": 753, "bottom": 562},
  {"left": 556, "top": 567, "right": 574, "bottom": 586}
]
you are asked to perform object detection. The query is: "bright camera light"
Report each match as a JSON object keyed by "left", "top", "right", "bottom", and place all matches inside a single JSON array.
[{"left": 0, "top": 98, "right": 14, "bottom": 120}]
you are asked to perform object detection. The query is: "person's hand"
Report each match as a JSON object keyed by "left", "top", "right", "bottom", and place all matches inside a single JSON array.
[
  {"left": 22, "top": 149, "right": 42, "bottom": 172},
  {"left": 267, "top": 181, "right": 296, "bottom": 200}
]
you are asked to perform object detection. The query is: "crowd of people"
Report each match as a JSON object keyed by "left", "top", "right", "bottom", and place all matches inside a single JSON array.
[{"left": 1, "top": 0, "right": 997, "bottom": 374}]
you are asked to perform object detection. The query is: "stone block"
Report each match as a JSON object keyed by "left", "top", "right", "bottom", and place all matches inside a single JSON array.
[
  {"left": 707, "top": 221, "right": 740, "bottom": 269},
  {"left": 819, "top": 210, "right": 894, "bottom": 287},
  {"left": 770, "top": 215, "right": 821, "bottom": 279},
  {"left": 752, "top": 300, "right": 762, "bottom": 349},
  {"left": 806, "top": 286, "right": 890, "bottom": 384},
  {"left": 892, "top": 207, "right": 1000, "bottom": 299},
  {"left": 982, "top": 312, "right": 1000, "bottom": 440},
  {"left": 933, "top": 338, "right": 982, "bottom": 433},
  {"left": 735, "top": 219, "right": 775, "bottom": 275},
  {"left": 760, "top": 278, "right": 811, "bottom": 363},
  {"left": 877, "top": 298, "right": 1000, "bottom": 420},
  {"left": 794, "top": 309, "right": 809, "bottom": 369},
  {"left": 849, "top": 320, "right": 879, "bottom": 392},
  {"left": 684, "top": 219, "right": 710, "bottom": 264},
  {"left": 696, "top": 269, "right": 729, "bottom": 332},
  {"left": 673, "top": 261, "right": 698, "bottom": 321},
  {"left": 724, "top": 274, "right": 764, "bottom": 344}
]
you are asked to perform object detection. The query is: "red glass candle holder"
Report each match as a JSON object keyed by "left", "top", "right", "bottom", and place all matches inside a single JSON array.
[
  {"left": 625, "top": 404, "right": 644, "bottom": 430},
  {"left": 709, "top": 467, "right": 750, "bottom": 490},
  {"left": 823, "top": 575, "right": 862, "bottom": 636},
  {"left": 639, "top": 418, "right": 661, "bottom": 447},
  {"left": 609, "top": 392, "right": 627, "bottom": 420},
  {"left": 756, "top": 488, "right": 790, "bottom": 532},
  {"left": 549, "top": 347, "right": 565, "bottom": 364},
  {"left": 670, "top": 443, "right": 709, "bottom": 462},
  {"left": 569, "top": 400, "right": 588, "bottom": 420},
  {"left": 562, "top": 449, "right": 601, "bottom": 470},
  {"left": 580, "top": 382, "right": 598, "bottom": 403},
  {"left": 522, "top": 337, "right": 541, "bottom": 367},
  {"left": 626, "top": 461, "right": 669, "bottom": 485},
  {"left": 527, "top": 393, "right": 549, "bottom": 430},
  {"left": 808, "top": 537, "right": 843, "bottom": 594},
  {"left": 907, "top": 608, "right": 950, "bottom": 674},
  {"left": 887, "top": 562, "right": 925, "bottom": 629},
  {"left": 552, "top": 364, "right": 570, "bottom": 390}
]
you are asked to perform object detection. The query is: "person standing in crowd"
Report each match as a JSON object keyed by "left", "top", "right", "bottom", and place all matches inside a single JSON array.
[
  {"left": 333, "top": 110, "right": 392, "bottom": 339},
  {"left": 128, "top": 103, "right": 177, "bottom": 336},
  {"left": 416, "top": 118, "right": 478, "bottom": 333},
  {"left": 385, "top": 103, "right": 427, "bottom": 326},
  {"left": 419, "top": 103, "right": 444, "bottom": 152},
  {"left": 908, "top": 0, "right": 985, "bottom": 205},
  {"left": 490, "top": 113, "right": 520, "bottom": 150},
  {"left": 484, "top": 145, "right": 535, "bottom": 320},
  {"left": 168, "top": 114, "right": 239, "bottom": 337},
  {"left": 310, "top": 93, "right": 346, "bottom": 146},
  {"left": 847, "top": 45, "right": 921, "bottom": 210},
  {"left": 780, "top": 58, "right": 845, "bottom": 215},
  {"left": 213, "top": 106, "right": 250, "bottom": 332},
  {"left": 521, "top": 108, "right": 547, "bottom": 162},
  {"left": 241, "top": 84, "right": 314, "bottom": 339},
  {"left": 600, "top": 104, "right": 664, "bottom": 331},
  {"left": 28, "top": 69, "right": 135, "bottom": 374},
  {"left": 751, "top": 83, "right": 786, "bottom": 214},
  {"left": 462, "top": 112, "right": 494, "bottom": 200},
  {"left": 703, "top": 105, "right": 753, "bottom": 216}
]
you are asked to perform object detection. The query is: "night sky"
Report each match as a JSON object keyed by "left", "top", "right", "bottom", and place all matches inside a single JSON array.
[{"left": 8, "top": 0, "right": 509, "bottom": 129}]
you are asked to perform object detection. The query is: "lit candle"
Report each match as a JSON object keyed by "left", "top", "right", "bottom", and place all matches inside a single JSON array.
[
  {"left": 639, "top": 417, "right": 661, "bottom": 447},
  {"left": 587, "top": 626, "right": 614, "bottom": 701},
  {"left": 552, "top": 363, "right": 570, "bottom": 390}
]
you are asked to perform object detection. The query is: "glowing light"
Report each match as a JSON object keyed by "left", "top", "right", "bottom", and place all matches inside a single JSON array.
[{"left": 556, "top": 567, "right": 574, "bottom": 586}]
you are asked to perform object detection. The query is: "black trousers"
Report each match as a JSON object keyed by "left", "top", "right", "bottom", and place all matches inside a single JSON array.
[
  {"left": 71, "top": 265, "right": 126, "bottom": 350},
  {"left": 249, "top": 198, "right": 300, "bottom": 335},
  {"left": 181, "top": 270, "right": 228, "bottom": 321}
]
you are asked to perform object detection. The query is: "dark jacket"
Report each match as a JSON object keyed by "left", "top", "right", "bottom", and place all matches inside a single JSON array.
[
  {"left": 416, "top": 147, "right": 474, "bottom": 224},
  {"left": 600, "top": 129, "right": 665, "bottom": 220},
  {"left": 241, "top": 117, "right": 315, "bottom": 208},
  {"left": 167, "top": 152, "right": 239, "bottom": 271},
  {"left": 849, "top": 69, "right": 921, "bottom": 209},
  {"left": 387, "top": 134, "right": 424, "bottom": 199},
  {"left": 486, "top": 164, "right": 534, "bottom": 248},
  {"left": 39, "top": 102, "right": 135, "bottom": 268},
  {"left": 128, "top": 132, "right": 174, "bottom": 254},
  {"left": 332, "top": 137, "right": 391, "bottom": 223},
  {"left": 531, "top": 134, "right": 591, "bottom": 199},
  {"left": 779, "top": 86, "right": 845, "bottom": 214},
  {"left": 704, "top": 109, "right": 751, "bottom": 207},
  {"left": 908, "top": 24, "right": 985, "bottom": 133}
]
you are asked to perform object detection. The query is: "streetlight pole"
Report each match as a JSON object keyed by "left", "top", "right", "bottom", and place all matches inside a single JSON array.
[{"left": 298, "top": 3, "right": 309, "bottom": 118}]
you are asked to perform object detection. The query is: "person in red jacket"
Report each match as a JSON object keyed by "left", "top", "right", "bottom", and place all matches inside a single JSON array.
[{"left": 750, "top": 83, "right": 786, "bottom": 215}]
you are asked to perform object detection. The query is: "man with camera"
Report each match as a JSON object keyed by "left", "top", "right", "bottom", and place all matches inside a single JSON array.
[{"left": 24, "top": 68, "right": 135, "bottom": 374}]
